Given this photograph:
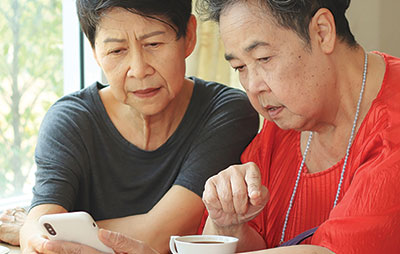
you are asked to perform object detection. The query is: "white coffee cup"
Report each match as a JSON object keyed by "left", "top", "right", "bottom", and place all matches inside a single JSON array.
[
  {"left": 0, "top": 245, "right": 10, "bottom": 254},
  {"left": 169, "top": 235, "right": 238, "bottom": 254}
]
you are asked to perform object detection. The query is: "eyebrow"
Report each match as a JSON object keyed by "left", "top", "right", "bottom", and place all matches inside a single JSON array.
[
  {"left": 245, "top": 41, "right": 270, "bottom": 52},
  {"left": 103, "top": 38, "right": 126, "bottom": 43},
  {"left": 224, "top": 41, "right": 270, "bottom": 61},
  {"left": 138, "top": 31, "right": 165, "bottom": 40},
  {"left": 103, "top": 31, "right": 166, "bottom": 44}
]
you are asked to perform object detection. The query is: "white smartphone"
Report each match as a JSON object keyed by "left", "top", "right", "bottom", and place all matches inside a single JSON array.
[
  {"left": 0, "top": 246, "right": 10, "bottom": 254},
  {"left": 39, "top": 211, "right": 114, "bottom": 253}
]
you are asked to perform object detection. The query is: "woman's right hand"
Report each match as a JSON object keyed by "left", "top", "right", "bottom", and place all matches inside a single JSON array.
[
  {"left": 19, "top": 204, "right": 67, "bottom": 254},
  {"left": 0, "top": 207, "right": 27, "bottom": 246},
  {"left": 21, "top": 234, "right": 49, "bottom": 254},
  {"left": 34, "top": 229, "right": 159, "bottom": 254},
  {"left": 202, "top": 162, "right": 270, "bottom": 228}
]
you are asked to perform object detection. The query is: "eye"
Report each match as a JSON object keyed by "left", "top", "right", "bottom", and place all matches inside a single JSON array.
[
  {"left": 258, "top": 57, "right": 270, "bottom": 63},
  {"left": 144, "top": 42, "right": 162, "bottom": 48},
  {"left": 233, "top": 65, "right": 246, "bottom": 72},
  {"left": 108, "top": 48, "right": 125, "bottom": 55}
]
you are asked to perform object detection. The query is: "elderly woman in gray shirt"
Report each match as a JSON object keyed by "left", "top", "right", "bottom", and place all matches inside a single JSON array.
[{"left": 9, "top": 0, "right": 259, "bottom": 253}]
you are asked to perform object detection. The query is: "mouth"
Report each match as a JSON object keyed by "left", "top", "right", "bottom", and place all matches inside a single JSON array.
[
  {"left": 132, "top": 87, "right": 161, "bottom": 98},
  {"left": 265, "top": 105, "right": 284, "bottom": 118},
  {"left": 266, "top": 105, "right": 282, "bottom": 111}
]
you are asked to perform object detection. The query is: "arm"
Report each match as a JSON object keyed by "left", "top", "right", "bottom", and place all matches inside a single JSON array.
[
  {"left": 202, "top": 163, "right": 334, "bottom": 254},
  {"left": 97, "top": 185, "right": 205, "bottom": 254},
  {"left": 33, "top": 229, "right": 159, "bottom": 254},
  {"left": 202, "top": 162, "right": 269, "bottom": 252},
  {"left": 19, "top": 204, "right": 67, "bottom": 253},
  {"left": 241, "top": 245, "right": 334, "bottom": 254}
]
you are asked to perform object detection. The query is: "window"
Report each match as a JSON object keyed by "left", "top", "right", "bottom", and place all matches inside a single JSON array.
[
  {"left": 0, "top": 0, "right": 94, "bottom": 211},
  {"left": 0, "top": 0, "right": 239, "bottom": 211}
]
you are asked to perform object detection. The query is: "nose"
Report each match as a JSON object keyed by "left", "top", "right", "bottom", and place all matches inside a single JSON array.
[
  {"left": 127, "top": 51, "right": 154, "bottom": 79},
  {"left": 245, "top": 66, "right": 271, "bottom": 94}
]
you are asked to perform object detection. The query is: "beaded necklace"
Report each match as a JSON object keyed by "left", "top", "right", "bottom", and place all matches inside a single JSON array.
[{"left": 279, "top": 52, "right": 368, "bottom": 244}]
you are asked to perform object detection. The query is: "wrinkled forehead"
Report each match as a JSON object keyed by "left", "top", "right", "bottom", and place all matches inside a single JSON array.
[
  {"left": 95, "top": 7, "right": 176, "bottom": 40},
  {"left": 219, "top": 1, "right": 275, "bottom": 36},
  {"left": 219, "top": 2, "right": 278, "bottom": 49}
]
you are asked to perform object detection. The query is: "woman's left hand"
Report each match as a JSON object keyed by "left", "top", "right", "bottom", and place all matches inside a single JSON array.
[
  {"left": 41, "top": 229, "right": 160, "bottom": 254},
  {"left": 203, "top": 162, "right": 269, "bottom": 228},
  {"left": 0, "top": 207, "right": 27, "bottom": 245}
]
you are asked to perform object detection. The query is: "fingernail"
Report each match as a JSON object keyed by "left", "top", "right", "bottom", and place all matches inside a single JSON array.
[{"left": 250, "top": 190, "right": 260, "bottom": 198}]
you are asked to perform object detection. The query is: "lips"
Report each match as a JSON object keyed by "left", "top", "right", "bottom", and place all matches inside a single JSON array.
[
  {"left": 266, "top": 105, "right": 284, "bottom": 118},
  {"left": 132, "top": 87, "right": 160, "bottom": 98},
  {"left": 266, "top": 105, "right": 281, "bottom": 111}
]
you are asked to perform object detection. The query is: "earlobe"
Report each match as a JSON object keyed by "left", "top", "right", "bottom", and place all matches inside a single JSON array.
[
  {"left": 309, "top": 8, "right": 336, "bottom": 54},
  {"left": 184, "top": 15, "right": 197, "bottom": 58}
]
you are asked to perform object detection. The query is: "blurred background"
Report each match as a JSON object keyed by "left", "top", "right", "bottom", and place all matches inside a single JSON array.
[{"left": 0, "top": 0, "right": 399, "bottom": 210}]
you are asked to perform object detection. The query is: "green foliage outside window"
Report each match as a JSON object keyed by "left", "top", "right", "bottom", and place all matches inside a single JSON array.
[{"left": 0, "top": 0, "right": 63, "bottom": 198}]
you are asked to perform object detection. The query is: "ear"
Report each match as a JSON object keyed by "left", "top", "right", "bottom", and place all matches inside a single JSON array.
[
  {"left": 309, "top": 8, "right": 336, "bottom": 54},
  {"left": 184, "top": 15, "right": 197, "bottom": 58}
]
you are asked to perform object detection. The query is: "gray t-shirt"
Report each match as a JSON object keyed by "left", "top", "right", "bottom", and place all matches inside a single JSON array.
[{"left": 32, "top": 77, "right": 259, "bottom": 220}]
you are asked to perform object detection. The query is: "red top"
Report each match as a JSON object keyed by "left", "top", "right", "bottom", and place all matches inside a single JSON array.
[{"left": 242, "top": 52, "right": 400, "bottom": 254}]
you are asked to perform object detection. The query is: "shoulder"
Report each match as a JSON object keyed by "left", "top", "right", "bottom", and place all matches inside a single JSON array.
[
  {"left": 191, "top": 77, "right": 250, "bottom": 105},
  {"left": 41, "top": 83, "right": 104, "bottom": 128},
  {"left": 37, "top": 82, "right": 106, "bottom": 145},
  {"left": 190, "top": 76, "right": 258, "bottom": 120},
  {"left": 371, "top": 52, "right": 400, "bottom": 117},
  {"left": 35, "top": 83, "right": 108, "bottom": 162},
  {"left": 50, "top": 82, "right": 102, "bottom": 114},
  {"left": 377, "top": 52, "right": 400, "bottom": 85},
  {"left": 355, "top": 53, "right": 400, "bottom": 152}
]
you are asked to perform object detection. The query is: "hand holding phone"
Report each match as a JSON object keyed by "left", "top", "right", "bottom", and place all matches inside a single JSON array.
[{"left": 39, "top": 211, "right": 114, "bottom": 253}]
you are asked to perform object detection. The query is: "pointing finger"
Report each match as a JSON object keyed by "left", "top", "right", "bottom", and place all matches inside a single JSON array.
[{"left": 244, "top": 162, "right": 263, "bottom": 204}]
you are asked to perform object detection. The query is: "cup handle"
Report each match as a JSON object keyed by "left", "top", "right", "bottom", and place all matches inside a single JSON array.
[{"left": 169, "top": 236, "right": 179, "bottom": 254}]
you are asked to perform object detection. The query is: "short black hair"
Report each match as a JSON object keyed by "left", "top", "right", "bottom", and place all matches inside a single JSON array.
[
  {"left": 196, "top": 0, "right": 356, "bottom": 47},
  {"left": 76, "top": 0, "right": 192, "bottom": 48}
]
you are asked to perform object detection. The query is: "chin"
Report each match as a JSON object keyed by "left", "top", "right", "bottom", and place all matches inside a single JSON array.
[
  {"left": 274, "top": 120, "right": 305, "bottom": 131},
  {"left": 138, "top": 107, "right": 164, "bottom": 117}
]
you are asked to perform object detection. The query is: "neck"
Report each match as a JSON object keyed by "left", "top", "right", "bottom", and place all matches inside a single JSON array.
[
  {"left": 315, "top": 46, "right": 366, "bottom": 133},
  {"left": 303, "top": 46, "right": 369, "bottom": 172},
  {"left": 312, "top": 48, "right": 384, "bottom": 144},
  {"left": 102, "top": 79, "right": 194, "bottom": 151}
]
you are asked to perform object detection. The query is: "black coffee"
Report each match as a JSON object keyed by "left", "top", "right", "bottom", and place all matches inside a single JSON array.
[{"left": 190, "top": 241, "right": 224, "bottom": 244}]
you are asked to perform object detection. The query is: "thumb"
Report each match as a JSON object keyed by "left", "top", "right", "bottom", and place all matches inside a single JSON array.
[
  {"left": 99, "top": 229, "right": 135, "bottom": 253},
  {"left": 249, "top": 185, "right": 269, "bottom": 206}
]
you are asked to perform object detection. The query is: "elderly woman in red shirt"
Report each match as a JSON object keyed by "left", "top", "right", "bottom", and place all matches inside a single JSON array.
[{"left": 199, "top": 0, "right": 400, "bottom": 253}]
